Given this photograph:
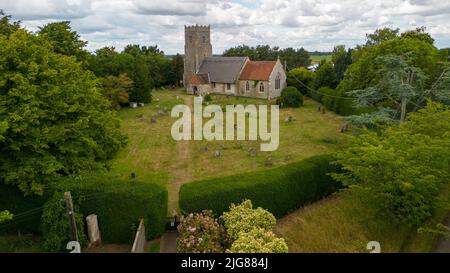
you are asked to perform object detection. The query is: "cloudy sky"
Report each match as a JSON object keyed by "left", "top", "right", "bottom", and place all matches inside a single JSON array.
[{"left": 2, "top": 0, "right": 450, "bottom": 54}]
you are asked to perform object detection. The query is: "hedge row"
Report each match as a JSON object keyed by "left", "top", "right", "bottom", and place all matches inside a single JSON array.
[
  {"left": 180, "top": 154, "right": 341, "bottom": 218},
  {"left": 1, "top": 175, "right": 168, "bottom": 244}
]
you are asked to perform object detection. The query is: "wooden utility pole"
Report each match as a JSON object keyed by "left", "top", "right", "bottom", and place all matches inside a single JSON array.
[{"left": 64, "top": 191, "right": 79, "bottom": 242}]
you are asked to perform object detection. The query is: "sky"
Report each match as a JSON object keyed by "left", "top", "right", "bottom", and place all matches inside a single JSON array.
[{"left": 2, "top": 0, "right": 450, "bottom": 54}]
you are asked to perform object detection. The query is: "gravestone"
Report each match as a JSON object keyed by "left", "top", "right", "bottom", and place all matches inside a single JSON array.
[
  {"left": 214, "top": 150, "right": 221, "bottom": 157},
  {"left": 265, "top": 156, "right": 273, "bottom": 167},
  {"left": 86, "top": 214, "right": 101, "bottom": 248},
  {"left": 130, "top": 102, "right": 138, "bottom": 108},
  {"left": 151, "top": 116, "right": 157, "bottom": 123}
]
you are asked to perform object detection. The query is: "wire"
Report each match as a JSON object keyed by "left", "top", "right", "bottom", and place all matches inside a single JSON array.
[{"left": 286, "top": 64, "right": 357, "bottom": 100}]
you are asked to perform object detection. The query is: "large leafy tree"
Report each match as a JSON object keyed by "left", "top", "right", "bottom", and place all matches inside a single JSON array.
[
  {"left": 100, "top": 74, "right": 134, "bottom": 109},
  {"left": 0, "top": 10, "right": 20, "bottom": 36},
  {"left": 286, "top": 67, "right": 315, "bottom": 95},
  {"left": 223, "top": 44, "right": 311, "bottom": 68},
  {"left": 332, "top": 45, "right": 352, "bottom": 81},
  {"left": 332, "top": 102, "right": 450, "bottom": 227},
  {"left": 365, "top": 27, "right": 399, "bottom": 46},
  {"left": 0, "top": 30, "right": 127, "bottom": 195},
  {"left": 38, "top": 21, "right": 88, "bottom": 62},
  {"left": 312, "top": 62, "right": 338, "bottom": 90}
]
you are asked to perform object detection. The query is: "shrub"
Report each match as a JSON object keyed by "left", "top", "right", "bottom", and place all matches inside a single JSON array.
[
  {"left": 41, "top": 192, "right": 87, "bottom": 252},
  {"left": 227, "top": 228, "right": 288, "bottom": 253},
  {"left": 177, "top": 210, "right": 228, "bottom": 253},
  {"left": 222, "top": 200, "right": 276, "bottom": 240},
  {"left": 180, "top": 155, "right": 341, "bottom": 218},
  {"left": 203, "top": 93, "right": 212, "bottom": 102},
  {"left": 280, "top": 87, "right": 303, "bottom": 108},
  {"left": 50, "top": 175, "right": 168, "bottom": 243}
]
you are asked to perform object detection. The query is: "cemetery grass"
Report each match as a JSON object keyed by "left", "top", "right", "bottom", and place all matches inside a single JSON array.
[{"left": 111, "top": 89, "right": 349, "bottom": 212}]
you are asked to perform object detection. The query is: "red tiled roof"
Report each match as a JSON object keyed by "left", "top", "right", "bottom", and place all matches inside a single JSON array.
[
  {"left": 189, "top": 73, "right": 210, "bottom": 85},
  {"left": 239, "top": 61, "right": 277, "bottom": 81}
]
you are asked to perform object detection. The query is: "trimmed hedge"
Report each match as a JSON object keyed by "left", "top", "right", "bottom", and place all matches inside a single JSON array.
[
  {"left": 50, "top": 175, "right": 168, "bottom": 243},
  {"left": 180, "top": 154, "right": 341, "bottom": 218},
  {"left": 1, "top": 175, "right": 168, "bottom": 244}
]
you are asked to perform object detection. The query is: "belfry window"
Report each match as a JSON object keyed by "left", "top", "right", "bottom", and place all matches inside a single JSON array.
[
  {"left": 203, "top": 36, "right": 206, "bottom": 43},
  {"left": 259, "top": 82, "right": 265, "bottom": 93}
]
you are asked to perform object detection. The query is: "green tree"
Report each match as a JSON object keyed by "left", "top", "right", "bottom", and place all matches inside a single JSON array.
[
  {"left": 0, "top": 30, "right": 127, "bottom": 195},
  {"left": 366, "top": 27, "right": 400, "bottom": 46},
  {"left": 38, "top": 21, "right": 88, "bottom": 61},
  {"left": 170, "top": 54, "right": 184, "bottom": 87},
  {"left": 287, "top": 67, "right": 315, "bottom": 94},
  {"left": 347, "top": 54, "right": 449, "bottom": 126},
  {"left": 400, "top": 26, "right": 434, "bottom": 45},
  {"left": 332, "top": 45, "right": 352, "bottom": 80},
  {"left": 100, "top": 74, "right": 134, "bottom": 109},
  {"left": 129, "top": 54, "right": 152, "bottom": 103},
  {"left": 312, "top": 62, "right": 338, "bottom": 91},
  {"left": 332, "top": 102, "right": 450, "bottom": 227},
  {"left": 0, "top": 10, "right": 20, "bottom": 36}
]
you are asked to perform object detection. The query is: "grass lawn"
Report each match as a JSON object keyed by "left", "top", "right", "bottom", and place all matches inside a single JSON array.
[
  {"left": 310, "top": 54, "right": 332, "bottom": 64},
  {"left": 274, "top": 186, "right": 450, "bottom": 253},
  {"left": 110, "top": 89, "right": 349, "bottom": 213}
]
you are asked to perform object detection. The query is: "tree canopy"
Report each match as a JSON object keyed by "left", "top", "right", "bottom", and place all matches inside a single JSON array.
[{"left": 0, "top": 29, "right": 126, "bottom": 195}]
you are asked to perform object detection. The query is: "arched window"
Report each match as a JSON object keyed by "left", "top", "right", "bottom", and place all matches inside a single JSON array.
[
  {"left": 202, "top": 36, "right": 206, "bottom": 43},
  {"left": 259, "top": 82, "right": 265, "bottom": 93},
  {"left": 275, "top": 73, "right": 281, "bottom": 90},
  {"left": 246, "top": 81, "right": 250, "bottom": 91}
]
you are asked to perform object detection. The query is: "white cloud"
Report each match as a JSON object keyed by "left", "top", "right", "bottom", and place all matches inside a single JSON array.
[{"left": 2, "top": 0, "right": 449, "bottom": 54}]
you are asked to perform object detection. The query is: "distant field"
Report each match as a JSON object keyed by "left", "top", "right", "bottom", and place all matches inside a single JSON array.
[{"left": 310, "top": 54, "right": 332, "bottom": 64}]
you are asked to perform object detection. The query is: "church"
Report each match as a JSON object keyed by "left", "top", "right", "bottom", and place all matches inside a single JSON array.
[{"left": 183, "top": 25, "right": 287, "bottom": 100}]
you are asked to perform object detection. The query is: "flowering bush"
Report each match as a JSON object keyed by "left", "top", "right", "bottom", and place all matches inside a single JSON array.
[
  {"left": 227, "top": 228, "right": 288, "bottom": 253},
  {"left": 177, "top": 210, "right": 228, "bottom": 253},
  {"left": 221, "top": 200, "right": 276, "bottom": 239}
]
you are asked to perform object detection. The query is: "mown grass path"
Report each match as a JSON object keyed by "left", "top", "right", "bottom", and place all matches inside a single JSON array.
[{"left": 167, "top": 95, "right": 193, "bottom": 215}]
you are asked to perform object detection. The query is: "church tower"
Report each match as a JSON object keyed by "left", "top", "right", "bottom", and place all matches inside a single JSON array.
[{"left": 183, "top": 25, "right": 213, "bottom": 87}]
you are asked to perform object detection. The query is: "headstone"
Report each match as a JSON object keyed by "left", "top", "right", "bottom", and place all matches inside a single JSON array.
[
  {"left": 265, "top": 156, "right": 273, "bottom": 167},
  {"left": 86, "top": 214, "right": 101, "bottom": 248},
  {"left": 176, "top": 95, "right": 180, "bottom": 100},
  {"left": 130, "top": 102, "right": 138, "bottom": 108},
  {"left": 151, "top": 116, "right": 157, "bottom": 123},
  {"left": 248, "top": 148, "right": 257, "bottom": 157},
  {"left": 138, "top": 103, "right": 145, "bottom": 107},
  {"left": 214, "top": 150, "right": 221, "bottom": 157},
  {"left": 203, "top": 146, "right": 208, "bottom": 152}
]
